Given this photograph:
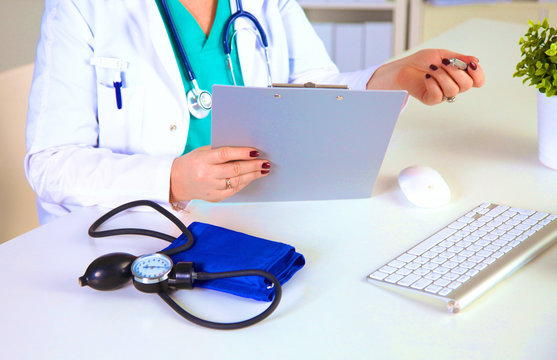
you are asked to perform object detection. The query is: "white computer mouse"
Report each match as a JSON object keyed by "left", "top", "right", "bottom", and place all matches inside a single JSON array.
[{"left": 398, "top": 166, "right": 451, "bottom": 208}]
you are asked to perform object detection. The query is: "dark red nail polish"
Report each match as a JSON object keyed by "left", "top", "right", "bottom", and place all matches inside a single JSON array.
[
  {"left": 469, "top": 61, "right": 477, "bottom": 70},
  {"left": 250, "top": 150, "right": 260, "bottom": 157},
  {"left": 425, "top": 74, "right": 431, "bottom": 79},
  {"left": 442, "top": 58, "right": 451, "bottom": 65},
  {"left": 261, "top": 170, "right": 270, "bottom": 175},
  {"left": 429, "top": 64, "right": 438, "bottom": 71},
  {"left": 262, "top": 162, "right": 271, "bottom": 169}
]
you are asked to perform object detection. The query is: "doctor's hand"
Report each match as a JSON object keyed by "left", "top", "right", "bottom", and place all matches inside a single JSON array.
[
  {"left": 170, "top": 146, "right": 271, "bottom": 203},
  {"left": 366, "top": 49, "right": 485, "bottom": 105}
]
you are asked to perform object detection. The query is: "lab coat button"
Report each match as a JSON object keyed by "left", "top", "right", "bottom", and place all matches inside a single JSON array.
[{"left": 170, "top": 124, "right": 177, "bottom": 132}]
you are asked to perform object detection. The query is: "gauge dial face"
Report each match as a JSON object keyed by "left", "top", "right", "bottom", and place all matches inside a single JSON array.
[{"left": 131, "top": 254, "right": 173, "bottom": 284}]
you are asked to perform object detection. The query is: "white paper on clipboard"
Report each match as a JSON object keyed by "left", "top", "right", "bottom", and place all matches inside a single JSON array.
[{"left": 211, "top": 85, "right": 407, "bottom": 202}]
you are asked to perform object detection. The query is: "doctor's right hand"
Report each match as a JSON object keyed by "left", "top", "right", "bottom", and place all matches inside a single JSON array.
[{"left": 169, "top": 146, "right": 271, "bottom": 203}]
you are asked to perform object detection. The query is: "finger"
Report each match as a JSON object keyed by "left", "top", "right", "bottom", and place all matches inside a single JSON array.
[
  {"left": 207, "top": 146, "right": 261, "bottom": 164},
  {"left": 220, "top": 169, "right": 270, "bottom": 196},
  {"left": 422, "top": 74, "right": 444, "bottom": 105},
  {"left": 437, "top": 51, "right": 485, "bottom": 88},
  {"left": 215, "top": 159, "right": 271, "bottom": 179},
  {"left": 427, "top": 66, "right": 460, "bottom": 98},
  {"left": 434, "top": 63, "right": 474, "bottom": 94}
]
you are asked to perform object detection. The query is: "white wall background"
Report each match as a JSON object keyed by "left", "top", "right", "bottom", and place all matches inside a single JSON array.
[{"left": 0, "top": 0, "right": 44, "bottom": 72}]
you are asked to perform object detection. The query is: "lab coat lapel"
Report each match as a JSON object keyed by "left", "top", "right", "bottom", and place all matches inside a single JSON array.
[
  {"left": 230, "top": 0, "right": 268, "bottom": 87},
  {"left": 146, "top": 0, "right": 184, "bottom": 97}
]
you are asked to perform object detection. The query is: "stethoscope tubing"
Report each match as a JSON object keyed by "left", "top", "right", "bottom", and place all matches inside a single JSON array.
[{"left": 159, "top": 0, "right": 271, "bottom": 118}]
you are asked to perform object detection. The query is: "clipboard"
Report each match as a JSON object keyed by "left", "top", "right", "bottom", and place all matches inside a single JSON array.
[{"left": 211, "top": 84, "right": 407, "bottom": 202}]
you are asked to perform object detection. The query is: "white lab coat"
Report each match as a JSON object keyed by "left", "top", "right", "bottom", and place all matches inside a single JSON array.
[{"left": 25, "top": 0, "right": 378, "bottom": 223}]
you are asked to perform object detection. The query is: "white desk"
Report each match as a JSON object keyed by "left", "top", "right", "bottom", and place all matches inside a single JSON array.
[{"left": 2, "top": 19, "right": 556, "bottom": 360}]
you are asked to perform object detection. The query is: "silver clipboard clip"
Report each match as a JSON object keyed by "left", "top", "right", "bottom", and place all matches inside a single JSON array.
[{"left": 272, "top": 82, "right": 349, "bottom": 90}]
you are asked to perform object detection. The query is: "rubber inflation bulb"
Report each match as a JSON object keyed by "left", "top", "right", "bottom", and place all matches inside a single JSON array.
[{"left": 79, "top": 252, "right": 136, "bottom": 291}]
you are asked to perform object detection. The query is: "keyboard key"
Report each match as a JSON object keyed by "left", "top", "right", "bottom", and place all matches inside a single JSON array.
[
  {"left": 398, "top": 274, "right": 421, "bottom": 287},
  {"left": 477, "top": 250, "right": 493, "bottom": 258},
  {"left": 461, "top": 261, "right": 475, "bottom": 269},
  {"left": 531, "top": 212, "right": 548, "bottom": 221},
  {"left": 460, "top": 250, "right": 475, "bottom": 257},
  {"left": 448, "top": 281, "right": 463, "bottom": 289},
  {"left": 434, "top": 278, "right": 451, "bottom": 287},
  {"left": 451, "top": 267, "right": 468, "bottom": 275},
  {"left": 433, "top": 266, "right": 450, "bottom": 275},
  {"left": 410, "top": 278, "right": 433, "bottom": 290},
  {"left": 422, "top": 262, "right": 439, "bottom": 270},
  {"left": 430, "top": 257, "right": 447, "bottom": 264},
  {"left": 448, "top": 221, "right": 467, "bottom": 230},
  {"left": 408, "top": 228, "right": 457, "bottom": 256},
  {"left": 424, "top": 273, "right": 442, "bottom": 281},
  {"left": 379, "top": 265, "right": 397, "bottom": 274},
  {"left": 414, "top": 256, "right": 429, "bottom": 264},
  {"left": 457, "top": 275, "right": 471, "bottom": 283},
  {"left": 370, "top": 271, "right": 389, "bottom": 280},
  {"left": 385, "top": 274, "right": 404, "bottom": 283},
  {"left": 486, "top": 205, "right": 509, "bottom": 218},
  {"left": 485, "top": 244, "right": 501, "bottom": 252},
  {"left": 395, "top": 268, "right": 413, "bottom": 276},
  {"left": 469, "top": 255, "right": 485, "bottom": 263},
  {"left": 510, "top": 207, "right": 535, "bottom": 216},
  {"left": 413, "top": 268, "right": 430, "bottom": 276},
  {"left": 397, "top": 253, "right": 417, "bottom": 263},
  {"left": 467, "top": 269, "right": 480, "bottom": 277},
  {"left": 452, "top": 255, "right": 467, "bottom": 263},
  {"left": 522, "top": 218, "right": 538, "bottom": 226},
  {"left": 483, "top": 257, "right": 497, "bottom": 265},
  {"left": 388, "top": 260, "right": 406, "bottom": 268},
  {"left": 425, "top": 284, "right": 442, "bottom": 294},
  {"left": 438, "top": 288, "right": 453, "bottom": 296},
  {"left": 405, "top": 262, "right": 421, "bottom": 270},
  {"left": 443, "top": 273, "right": 459, "bottom": 281}
]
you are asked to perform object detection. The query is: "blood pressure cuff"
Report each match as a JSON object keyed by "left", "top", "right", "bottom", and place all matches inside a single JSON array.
[{"left": 162, "top": 222, "right": 305, "bottom": 301}]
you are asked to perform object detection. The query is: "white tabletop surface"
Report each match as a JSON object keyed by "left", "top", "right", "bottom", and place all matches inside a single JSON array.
[{"left": 2, "top": 19, "right": 557, "bottom": 360}]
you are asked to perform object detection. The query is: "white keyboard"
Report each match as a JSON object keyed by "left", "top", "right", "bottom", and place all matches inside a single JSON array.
[{"left": 367, "top": 203, "right": 557, "bottom": 313}]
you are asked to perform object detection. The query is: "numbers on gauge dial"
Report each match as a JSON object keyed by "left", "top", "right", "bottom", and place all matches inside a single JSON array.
[{"left": 132, "top": 254, "right": 172, "bottom": 279}]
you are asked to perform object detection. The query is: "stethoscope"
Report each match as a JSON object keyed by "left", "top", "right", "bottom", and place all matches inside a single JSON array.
[
  {"left": 79, "top": 200, "right": 281, "bottom": 330},
  {"left": 160, "top": 0, "right": 273, "bottom": 119}
]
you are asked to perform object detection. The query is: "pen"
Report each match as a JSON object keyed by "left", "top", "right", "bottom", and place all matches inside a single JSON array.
[
  {"left": 113, "top": 81, "right": 122, "bottom": 109},
  {"left": 449, "top": 58, "right": 468, "bottom": 71}
]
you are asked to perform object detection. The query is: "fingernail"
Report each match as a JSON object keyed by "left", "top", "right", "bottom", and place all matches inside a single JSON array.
[
  {"left": 425, "top": 74, "right": 431, "bottom": 79},
  {"left": 250, "top": 150, "right": 260, "bottom": 157},
  {"left": 261, "top": 170, "right": 270, "bottom": 175},
  {"left": 262, "top": 162, "right": 271, "bottom": 169},
  {"left": 469, "top": 61, "right": 477, "bottom": 70},
  {"left": 442, "top": 58, "right": 451, "bottom": 66},
  {"left": 429, "top": 64, "right": 438, "bottom": 71}
]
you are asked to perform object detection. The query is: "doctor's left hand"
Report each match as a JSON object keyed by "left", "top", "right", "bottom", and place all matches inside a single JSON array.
[
  {"left": 366, "top": 49, "right": 485, "bottom": 105},
  {"left": 170, "top": 146, "right": 271, "bottom": 203}
]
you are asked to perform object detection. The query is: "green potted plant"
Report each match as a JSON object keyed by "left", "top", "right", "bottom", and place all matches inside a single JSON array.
[{"left": 513, "top": 18, "right": 557, "bottom": 170}]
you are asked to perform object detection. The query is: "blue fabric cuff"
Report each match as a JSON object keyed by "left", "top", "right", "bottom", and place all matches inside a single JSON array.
[{"left": 162, "top": 222, "right": 305, "bottom": 301}]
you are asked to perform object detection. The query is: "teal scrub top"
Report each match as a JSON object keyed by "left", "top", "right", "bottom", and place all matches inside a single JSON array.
[{"left": 155, "top": 0, "right": 244, "bottom": 154}]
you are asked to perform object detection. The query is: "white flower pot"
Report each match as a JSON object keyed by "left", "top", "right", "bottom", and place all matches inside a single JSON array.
[{"left": 537, "top": 92, "right": 557, "bottom": 170}]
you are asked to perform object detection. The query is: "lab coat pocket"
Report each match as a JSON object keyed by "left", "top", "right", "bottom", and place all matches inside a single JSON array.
[{"left": 96, "top": 82, "right": 146, "bottom": 154}]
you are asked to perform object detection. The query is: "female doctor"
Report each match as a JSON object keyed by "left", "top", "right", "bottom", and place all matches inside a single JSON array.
[{"left": 25, "top": 0, "right": 484, "bottom": 223}]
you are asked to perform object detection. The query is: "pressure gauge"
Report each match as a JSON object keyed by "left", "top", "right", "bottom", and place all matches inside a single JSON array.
[{"left": 131, "top": 253, "right": 173, "bottom": 293}]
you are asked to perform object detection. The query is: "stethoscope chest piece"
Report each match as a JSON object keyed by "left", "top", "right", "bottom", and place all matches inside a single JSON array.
[{"left": 186, "top": 88, "right": 212, "bottom": 119}]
